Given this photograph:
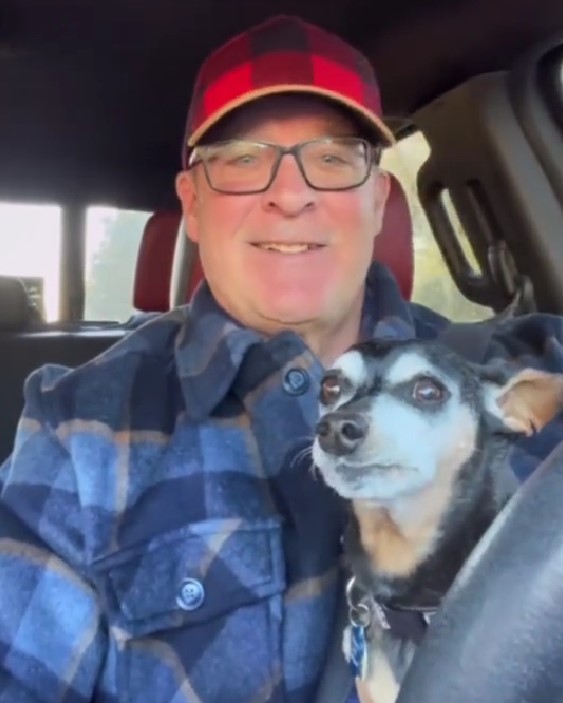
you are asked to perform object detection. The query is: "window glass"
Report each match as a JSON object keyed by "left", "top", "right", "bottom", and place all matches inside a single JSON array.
[
  {"left": 84, "top": 207, "right": 151, "bottom": 322},
  {"left": 381, "top": 132, "right": 491, "bottom": 322},
  {"left": 0, "top": 202, "right": 62, "bottom": 321}
]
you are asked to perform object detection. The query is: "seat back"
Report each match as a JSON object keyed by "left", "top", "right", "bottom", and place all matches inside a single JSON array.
[
  {"left": 133, "top": 210, "right": 182, "bottom": 313},
  {"left": 0, "top": 330, "right": 124, "bottom": 462},
  {"left": 374, "top": 173, "right": 414, "bottom": 299},
  {"left": 178, "top": 173, "right": 414, "bottom": 303},
  {"left": 0, "top": 276, "right": 44, "bottom": 331}
]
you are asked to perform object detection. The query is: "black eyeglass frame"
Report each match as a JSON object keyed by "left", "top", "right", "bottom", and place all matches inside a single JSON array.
[{"left": 186, "top": 137, "right": 383, "bottom": 194}]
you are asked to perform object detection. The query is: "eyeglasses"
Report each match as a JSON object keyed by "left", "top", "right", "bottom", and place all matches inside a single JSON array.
[{"left": 187, "top": 137, "right": 381, "bottom": 194}]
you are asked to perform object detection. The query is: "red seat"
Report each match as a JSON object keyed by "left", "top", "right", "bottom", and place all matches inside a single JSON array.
[
  {"left": 133, "top": 210, "right": 182, "bottom": 312},
  {"left": 374, "top": 174, "right": 414, "bottom": 300},
  {"left": 184, "top": 173, "right": 414, "bottom": 301}
]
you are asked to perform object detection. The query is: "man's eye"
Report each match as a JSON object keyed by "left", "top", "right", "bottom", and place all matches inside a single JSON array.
[
  {"left": 320, "top": 374, "right": 342, "bottom": 405},
  {"left": 320, "top": 153, "right": 346, "bottom": 163},
  {"left": 412, "top": 376, "right": 447, "bottom": 403},
  {"left": 225, "top": 152, "right": 258, "bottom": 165}
]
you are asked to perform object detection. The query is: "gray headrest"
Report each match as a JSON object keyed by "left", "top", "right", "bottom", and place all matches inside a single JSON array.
[{"left": 0, "top": 276, "right": 32, "bottom": 330}]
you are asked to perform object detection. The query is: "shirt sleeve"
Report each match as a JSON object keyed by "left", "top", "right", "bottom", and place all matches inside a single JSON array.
[
  {"left": 0, "top": 365, "right": 107, "bottom": 703},
  {"left": 481, "top": 312, "right": 563, "bottom": 481},
  {"left": 486, "top": 311, "right": 563, "bottom": 372}
]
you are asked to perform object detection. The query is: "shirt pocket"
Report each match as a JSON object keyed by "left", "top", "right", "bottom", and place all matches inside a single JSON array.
[{"left": 96, "top": 516, "right": 286, "bottom": 702}]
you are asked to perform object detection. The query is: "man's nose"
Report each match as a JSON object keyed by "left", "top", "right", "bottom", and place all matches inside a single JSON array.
[
  {"left": 263, "top": 154, "right": 316, "bottom": 215},
  {"left": 315, "top": 412, "right": 369, "bottom": 456}
]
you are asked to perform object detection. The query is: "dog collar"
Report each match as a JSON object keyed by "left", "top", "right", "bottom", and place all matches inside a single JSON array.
[
  {"left": 373, "top": 601, "right": 434, "bottom": 645},
  {"left": 346, "top": 575, "right": 436, "bottom": 647}
]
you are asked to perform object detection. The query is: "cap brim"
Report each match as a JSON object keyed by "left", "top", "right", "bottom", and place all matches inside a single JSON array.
[{"left": 187, "top": 83, "right": 395, "bottom": 152}]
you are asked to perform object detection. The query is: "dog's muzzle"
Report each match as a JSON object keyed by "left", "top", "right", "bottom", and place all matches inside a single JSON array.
[{"left": 315, "top": 411, "right": 368, "bottom": 456}]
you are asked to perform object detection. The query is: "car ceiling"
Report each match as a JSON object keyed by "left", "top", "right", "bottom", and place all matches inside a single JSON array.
[{"left": 2, "top": 0, "right": 563, "bottom": 211}]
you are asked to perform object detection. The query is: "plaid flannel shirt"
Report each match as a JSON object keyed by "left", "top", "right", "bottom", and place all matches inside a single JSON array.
[{"left": 2, "top": 261, "right": 563, "bottom": 703}]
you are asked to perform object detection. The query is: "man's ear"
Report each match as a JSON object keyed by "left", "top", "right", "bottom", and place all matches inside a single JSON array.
[
  {"left": 175, "top": 171, "right": 200, "bottom": 243},
  {"left": 375, "top": 168, "right": 390, "bottom": 207},
  {"left": 371, "top": 168, "right": 391, "bottom": 238},
  {"left": 482, "top": 367, "right": 563, "bottom": 436}
]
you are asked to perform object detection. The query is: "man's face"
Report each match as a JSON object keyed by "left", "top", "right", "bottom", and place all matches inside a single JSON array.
[{"left": 176, "top": 95, "right": 390, "bottom": 336}]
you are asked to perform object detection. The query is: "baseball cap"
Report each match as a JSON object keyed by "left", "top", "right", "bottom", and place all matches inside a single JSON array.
[{"left": 182, "top": 14, "right": 394, "bottom": 167}]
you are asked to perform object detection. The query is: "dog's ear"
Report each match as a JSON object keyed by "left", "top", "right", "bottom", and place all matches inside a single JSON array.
[{"left": 481, "top": 366, "right": 563, "bottom": 436}]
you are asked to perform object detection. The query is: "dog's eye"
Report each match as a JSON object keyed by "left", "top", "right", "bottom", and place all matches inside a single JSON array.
[
  {"left": 320, "top": 373, "right": 342, "bottom": 405},
  {"left": 412, "top": 376, "right": 446, "bottom": 403}
]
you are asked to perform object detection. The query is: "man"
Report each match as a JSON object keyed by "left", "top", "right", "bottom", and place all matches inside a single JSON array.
[{"left": 1, "top": 13, "right": 563, "bottom": 703}]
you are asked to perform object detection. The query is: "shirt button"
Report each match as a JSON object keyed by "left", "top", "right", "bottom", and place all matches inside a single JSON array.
[
  {"left": 176, "top": 578, "right": 205, "bottom": 611},
  {"left": 283, "top": 368, "right": 310, "bottom": 395}
]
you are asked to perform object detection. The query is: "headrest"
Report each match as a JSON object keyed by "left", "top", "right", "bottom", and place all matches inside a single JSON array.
[
  {"left": 133, "top": 210, "right": 182, "bottom": 312},
  {"left": 0, "top": 276, "right": 32, "bottom": 330},
  {"left": 180, "top": 172, "right": 415, "bottom": 303}
]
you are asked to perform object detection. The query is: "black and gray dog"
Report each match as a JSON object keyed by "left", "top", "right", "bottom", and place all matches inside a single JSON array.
[{"left": 312, "top": 338, "right": 563, "bottom": 703}]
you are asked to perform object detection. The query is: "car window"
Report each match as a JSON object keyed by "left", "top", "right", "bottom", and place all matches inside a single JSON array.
[
  {"left": 0, "top": 202, "right": 62, "bottom": 321},
  {"left": 381, "top": 132, "right": 491, "bottom": 322},
  {"left": 84, "top": 207, "right": 151, "bottom": 322}
]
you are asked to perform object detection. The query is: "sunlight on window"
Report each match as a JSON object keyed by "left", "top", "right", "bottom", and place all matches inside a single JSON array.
[
  {"left": 84, "top": 207, "right": 151, "bottom": 322},
  {"left": 381, "top": 133, "right": 490, "bottom": 322},
  {"left": 0, "top": 203, "right": 61, "bottom": 321}
]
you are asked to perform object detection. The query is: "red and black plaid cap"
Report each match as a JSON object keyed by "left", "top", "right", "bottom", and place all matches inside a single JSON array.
[{"left": 182, "top": 14, "right": 394, "bottom": 166}]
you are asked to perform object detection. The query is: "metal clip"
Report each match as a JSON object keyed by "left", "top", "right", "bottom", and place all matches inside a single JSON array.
[
  {"left": 345, "top": 577, "right": 373, "bottom": 680},
  {"left": 346, "top": 576, "right": 372, "bottom": 629}
]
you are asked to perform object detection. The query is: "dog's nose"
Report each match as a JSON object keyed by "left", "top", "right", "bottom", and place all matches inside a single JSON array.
[{"left": 315, "top": 412, "right": 368, "bottom": 456}]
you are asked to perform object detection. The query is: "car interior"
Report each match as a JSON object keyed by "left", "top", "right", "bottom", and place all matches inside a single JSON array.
[{"left": 2, "top": 1, "right": 563, "bottom": 700}]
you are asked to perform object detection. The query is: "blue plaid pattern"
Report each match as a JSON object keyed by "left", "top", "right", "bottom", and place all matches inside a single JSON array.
[{"left": 2, "top": 261, "right": 563, "bottom": 703}]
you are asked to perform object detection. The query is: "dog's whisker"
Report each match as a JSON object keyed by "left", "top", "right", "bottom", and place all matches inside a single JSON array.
[
  {"left": 288, "top": 442, "right": 322, "bottom": 479},
  {"left": 290, "top": 444, "right": 314, "bottom": 470},
  {"left": 308, "top": 461, "right": 321, "bottom": 480}
]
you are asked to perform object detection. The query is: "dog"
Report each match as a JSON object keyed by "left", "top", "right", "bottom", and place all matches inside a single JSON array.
[{"left": 312, "top": 337, "right": 563, "bottom": 703}]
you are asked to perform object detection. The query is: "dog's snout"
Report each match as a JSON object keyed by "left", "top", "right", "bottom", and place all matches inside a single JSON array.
[{"left": 315, "top": 412, "right": 368, "bottom": 456}]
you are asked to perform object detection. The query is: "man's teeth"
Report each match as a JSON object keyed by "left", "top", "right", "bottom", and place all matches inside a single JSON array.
[{"left": 257, "top": 243, "right": 319, "bottom": 253}]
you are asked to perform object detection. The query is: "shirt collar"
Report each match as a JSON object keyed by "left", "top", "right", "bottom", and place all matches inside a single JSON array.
[
  {"left": 359, "top": 261, "right": 417, "bottom": 342},
  {"left": 175, "top": 261, "right": 417, "bottom": 421}
]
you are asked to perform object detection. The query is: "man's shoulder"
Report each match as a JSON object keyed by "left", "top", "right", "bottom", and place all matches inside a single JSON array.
[
  {"left": 407, "top": 300, "right": 451, "bottom": 339},
  {"left": 409, "top": 299, "right": 563, "bottom": 368},
  {"left": 0, "top": 308, "right": 195, "bottom": 564},
  {"left": 23, "top": 308, "right": 189, "bottom": 431}
]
